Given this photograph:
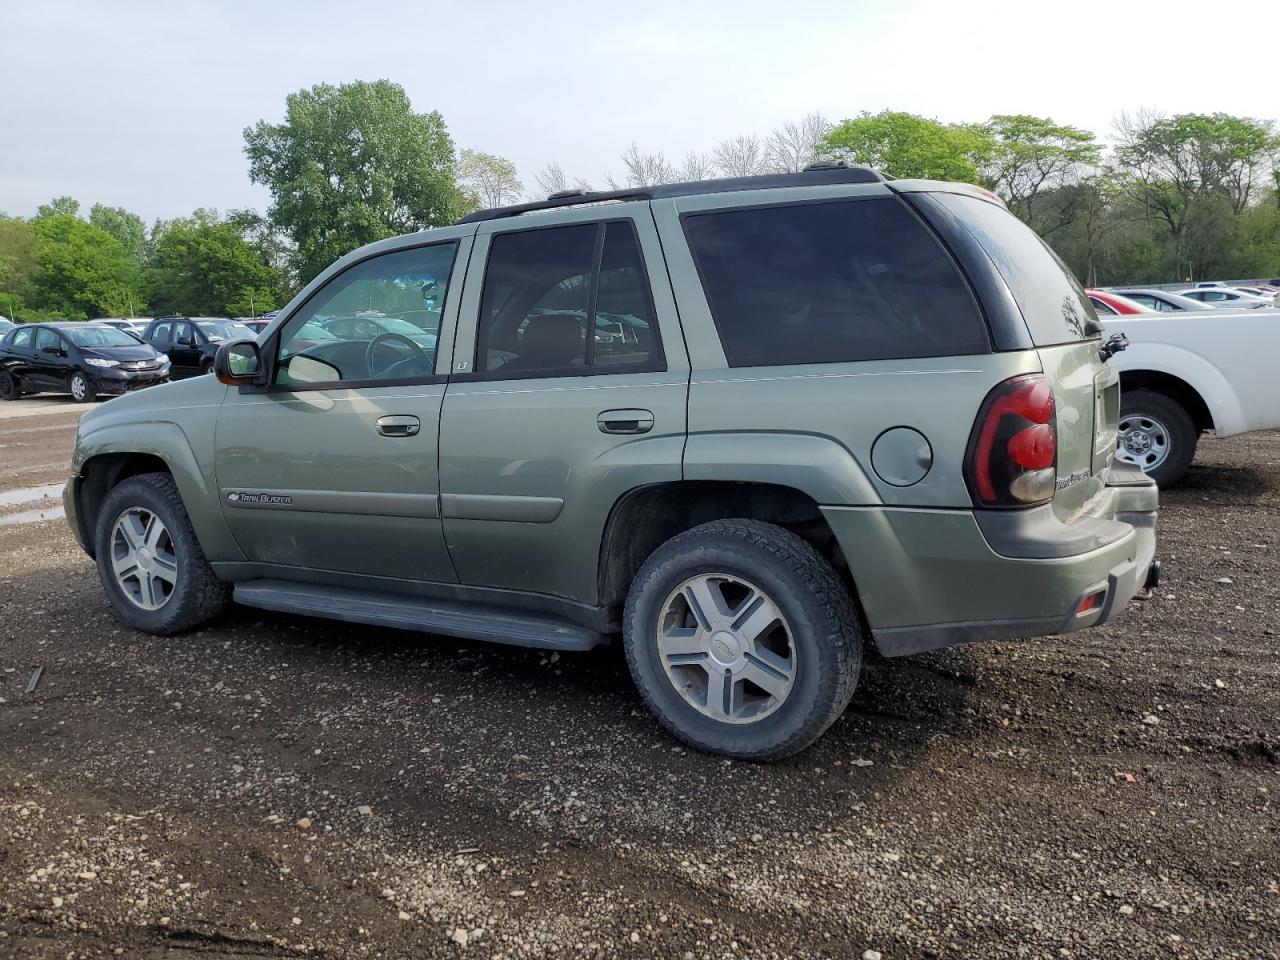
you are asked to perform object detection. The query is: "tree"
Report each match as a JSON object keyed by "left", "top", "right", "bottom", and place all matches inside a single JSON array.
[
  {"left": 765, "top": 114, "right": 831, "bottom": 173},
  {"left": 457, "top": 149, "right": 523, "bottom": 210},
  {"left": 612, "top": 143, "right": 676, "bottom": 188},
  {"left": 820, "top": 111, "right": 992, "bottom": 182},
  {"left": 713, "top": 134, "right": 766, "bottom": 177},
  {"left": 244, "top": 80, "right": 464, "bottom": 284},
  {"left": 88, "top": 204, "right": 148, "bottom": 265},
  {"left": 532, "top": 162, "right": 593, "bottom": 198},
  {"left": 982, "top": 115, "right": 1101, "bottom": 218},
  {"left": 1113, "top": 111, "right": 1280, "bottom": 277},
  {"left": 146, "top": 212, "right": 282, "bottom": 316},
  {"left": 36, "top": 196, "right": 80, "bottom": 219},
  {"left": 677, "top": 151, "right": 715, "bottom": 182},
  {"left": 30, "top": 215, "right": 143, "bottom": 319},
  {"left": 0, "top": 218, "right": 38, "bottom": 321}
]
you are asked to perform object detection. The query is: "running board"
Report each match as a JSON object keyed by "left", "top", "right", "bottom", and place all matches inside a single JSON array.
[{"left": 233, "top": 579, "right": 606, "bottom": 652}]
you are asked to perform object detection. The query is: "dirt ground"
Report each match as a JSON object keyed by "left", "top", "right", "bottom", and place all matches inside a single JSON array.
[{"left": 0, "top": 402, "right": 1276, "bottom": 959}]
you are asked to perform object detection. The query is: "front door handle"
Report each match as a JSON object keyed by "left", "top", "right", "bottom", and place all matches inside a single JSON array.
[
  {"left": 375, "top": 415, "right": 421, "bottom": 437},
  {"left": 596, "top": 409, "right": 654, "bottom": 435}
]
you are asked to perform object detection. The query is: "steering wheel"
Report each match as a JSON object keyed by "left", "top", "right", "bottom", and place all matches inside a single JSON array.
[{"left": 365, "top": 332, "right": 429, "bottom": 379}]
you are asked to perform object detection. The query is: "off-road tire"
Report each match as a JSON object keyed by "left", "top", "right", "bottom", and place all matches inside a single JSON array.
[
  {"left": 0, "top": 371, "right": 19, "bottom": 401},
  {"left": 94, "top": 472, "right": 229, "bottom": 634},
  {"left": 1120, "top": 389, "right": 1197, "bottom": 486},
  {"left": 623, "top": 519, "right": 863, "bottom": 760},
  {"left": 69, "top": 371, "right": 96, "bottom": 403}
]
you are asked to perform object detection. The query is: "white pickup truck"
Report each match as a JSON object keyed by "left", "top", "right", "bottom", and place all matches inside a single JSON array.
[{"left": 1102, "top": 310, "right": 1280, "bottom": 484}]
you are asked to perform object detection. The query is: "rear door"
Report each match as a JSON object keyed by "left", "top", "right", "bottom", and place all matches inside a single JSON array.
[
  {"left": 438, "top": 203, "right": 688, "bottom": 604},
  {"left": 32, "top": 327, "right": 68, "bottom": 387},
  {"left": 926, "top": 192, "right": 1114, "bottom": 516}
]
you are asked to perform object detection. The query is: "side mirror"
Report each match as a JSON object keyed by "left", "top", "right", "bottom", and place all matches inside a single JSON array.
[
  {"left": 41, "top": 345, "right": 62, "bottom": 355},
  {"left": 176, "top": 335, "right": 194, "bottom": 346},
  {"left": 214, "top": 340, "right": 265, "bottom": 387}
]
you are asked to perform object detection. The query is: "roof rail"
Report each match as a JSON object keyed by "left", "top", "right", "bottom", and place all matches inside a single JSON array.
[{"left": 456, "top": 163, "right": 883, "bottom": 224}]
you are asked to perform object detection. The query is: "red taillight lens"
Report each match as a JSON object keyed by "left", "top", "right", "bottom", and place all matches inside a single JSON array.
[{"left": 966, "top": 374, "right": 1058, "bottom": 508}]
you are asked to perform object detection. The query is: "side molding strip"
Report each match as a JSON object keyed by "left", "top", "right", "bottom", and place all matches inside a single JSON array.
[{"left": 440, "top": 493, "right": 564, "bottom": 523}]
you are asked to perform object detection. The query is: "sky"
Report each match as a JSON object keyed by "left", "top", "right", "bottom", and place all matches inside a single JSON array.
[{"left": 2, "top": 0, "right": 1277, "bottom": 224}]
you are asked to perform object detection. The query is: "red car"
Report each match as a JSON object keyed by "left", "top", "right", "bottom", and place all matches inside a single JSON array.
[{"left": 1087, "top": 289, "right": 1152, "bottom": 316}]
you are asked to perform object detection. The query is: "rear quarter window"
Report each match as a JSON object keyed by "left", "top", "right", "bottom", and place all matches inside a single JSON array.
[
  {"left": 933, "top": 193, "right": 1097, "bottom": 346},
  {"left": 682, "top": 197, "right": 989, "bottom": 367}
]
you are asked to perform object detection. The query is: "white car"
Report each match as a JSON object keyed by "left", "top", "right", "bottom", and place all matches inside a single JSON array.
[
  {"left": 1177, "top": 287, "right": 1272, "bottom": 309},
  {"left": 1104, "top": 309, "right": 1280, "bottom": 484}
]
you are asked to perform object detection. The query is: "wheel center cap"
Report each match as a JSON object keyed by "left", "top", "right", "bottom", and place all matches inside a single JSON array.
[
  {"left": 1124, "top": 431, "right": 1151, "bottom": 454},
  {"left": 138, "top": 546, "right": 154, "bottom": 570},
  {"left": 707, "top": 630, "right": 743, "bottom": 668}
]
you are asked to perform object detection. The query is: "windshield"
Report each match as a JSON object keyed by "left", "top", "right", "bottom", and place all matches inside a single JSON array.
[
  {"left": 196, "top": 320, "right": 257, "bottom": 342},
  {"left": 65, "top": 325, "right": 143, "bottom": 347}
]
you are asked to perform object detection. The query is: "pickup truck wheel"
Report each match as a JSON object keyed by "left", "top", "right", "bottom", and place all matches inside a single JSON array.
[
  {"left": 69, "top": 371, "right": 96, "bottom": 403},
  {"left": 623, "top": 519, "right": 862, "bottom": 760},
  {"left": 94, "top": 473, "right": 229, "bottom": 635},
  {"left": 0, "top": 371, "right": 19, "bottom": 401},
  {"left": 1117, "top": 389, "right": 1197, "bottom": 486}
]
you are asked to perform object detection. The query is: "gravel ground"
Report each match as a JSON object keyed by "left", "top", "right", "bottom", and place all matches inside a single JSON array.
[{"left": 0, "top": 410, "right": 1276, "bottom": 959}]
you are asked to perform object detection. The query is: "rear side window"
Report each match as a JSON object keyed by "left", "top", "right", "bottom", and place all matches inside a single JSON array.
[
  {"left": 476, "top": 220, "right": 662, "bottom": 377},
  {"left": 682, "top": 197, "right": 988, "bottom": 367},
  {"left": 933, "top": 193, "right": 1097, "bottom": 346},
  {"left": 13, "top": 328, "right": 34, "bottom": 349}
]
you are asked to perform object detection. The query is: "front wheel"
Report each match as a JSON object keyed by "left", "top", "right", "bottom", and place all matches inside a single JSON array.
[
  {"left": 623, "top": 519, "right": 863, "bottom": 760},
  {"left": 69, "top": 371, "right": 97, "bottom": 403},
  {"left": 1117, "top": 389, "right": 1197, "bottom": 486},
  {"left": 94, "top": 473, "right": 229, "bottom": 634}
]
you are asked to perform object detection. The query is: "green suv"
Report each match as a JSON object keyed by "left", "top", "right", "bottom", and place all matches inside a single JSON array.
[{"left": 64, "top": 165, "right": 1158, "bottom": 759}]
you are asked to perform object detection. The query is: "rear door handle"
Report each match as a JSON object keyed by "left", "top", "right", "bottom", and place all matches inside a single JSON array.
[
  {"left": 596, "top": 409, "right": 654, "bottom": 434},
  {"left": 375, "top": 415, "right": 421, "bottom": 437}
]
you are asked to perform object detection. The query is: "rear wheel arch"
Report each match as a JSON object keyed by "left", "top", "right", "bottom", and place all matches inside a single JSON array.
[
  {"left": 597, "top": 480, "right": 862, "bottom": 616},
  {"left": 1119, "top": 370, "right": 1213, "bottom": 432}
]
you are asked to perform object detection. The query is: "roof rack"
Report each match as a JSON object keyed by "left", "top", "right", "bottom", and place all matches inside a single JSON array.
[{"left": 456, "top": 162, "right": 883, "bottom": 224}]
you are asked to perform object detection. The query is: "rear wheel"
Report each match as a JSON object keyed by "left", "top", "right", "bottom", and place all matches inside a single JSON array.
[
  {"left": 0, "top": 371, "right": 19, "bottom": 401},
  {"left": 69, "top": 371, "right": 96, "bottom": 403},
  {"left": 623, "top": 519, "right": 862, "bottom": 760},
  {"left": 1117, "top": 389, "right": 1197, "bottom": 486},
  {"left": 94, "top": 473, "right": 229, "bottom": 634}
]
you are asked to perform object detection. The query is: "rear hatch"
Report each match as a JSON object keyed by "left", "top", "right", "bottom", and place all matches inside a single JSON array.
[{"left": 926, "top": 192, "right": 1118, "bottom": 520}]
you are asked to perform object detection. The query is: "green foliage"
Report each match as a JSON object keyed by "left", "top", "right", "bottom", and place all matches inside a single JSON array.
[
  {"left": 820, "top": 111, "right": 992, "bottom": 182},
  {"left": 457, "top": 149, "right": 523, "bottom": 211},
  {"left": 146, "top": 212, "right": 282, "bottom": 316},
  {"left": 36, "top": 196, "right": 81, "bottom": 219},
  {"left": 89, "top": 204, "right": 148, "bottom": 264},
  {"left": 31, "top": 215, "right": 144, "bottom": 319},
  {"left": 983, "top": 115, "right": 1101, "bottom": 216},
  {"left": 244, "top": 79, "right": 464, "bottom": 284}
]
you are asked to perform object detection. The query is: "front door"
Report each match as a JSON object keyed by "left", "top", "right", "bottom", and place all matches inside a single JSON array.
[
  {"left": 439, "top": 204, "right": 689, "bottom": 604},
  {"left": 214, "top": 229, "right": 472, "bottom": 583}
]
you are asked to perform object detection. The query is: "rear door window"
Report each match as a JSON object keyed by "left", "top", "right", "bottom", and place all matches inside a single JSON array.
[
  {"left": 934, "top": 193, "right": 1096, "bottom": 346},
  {"left": 13, "top": 328, "right": 34, "bottom": 350},
  {"left": 682, "top": 197, "right": 988, "bottom": 367}
]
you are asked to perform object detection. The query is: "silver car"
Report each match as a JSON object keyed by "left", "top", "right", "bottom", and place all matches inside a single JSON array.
[{"left": 1177, "top": 287, "right": 1272, "bottom": 309}]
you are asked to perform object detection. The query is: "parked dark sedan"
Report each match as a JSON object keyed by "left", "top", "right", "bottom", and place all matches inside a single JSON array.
[
  {"left": 140, "top": 316, "right": 259, "bottom": 378},
  {"left": 0, "top": 322, "right": 171, "bottom": 402}
]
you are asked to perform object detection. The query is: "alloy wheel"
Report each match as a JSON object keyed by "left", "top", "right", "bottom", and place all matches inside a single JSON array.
[
  {"left": 70, "top": 375, "right": 88, "bottom": 401},
  {"left": 110, "top": 507, "right": 178, "bottom": 611},
  {"left": 656, "top": 573, "right": 796, "bottom": 724}
]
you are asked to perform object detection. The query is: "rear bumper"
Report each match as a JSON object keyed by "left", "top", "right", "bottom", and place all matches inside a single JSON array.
[{"left": 824, "top": 475, "right": 1158, "bottom": 657}]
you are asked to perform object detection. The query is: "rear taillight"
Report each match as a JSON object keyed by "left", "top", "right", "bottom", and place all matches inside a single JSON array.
[{"left": 965, "top": 374, "right": 1057, "bottom": 508}]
